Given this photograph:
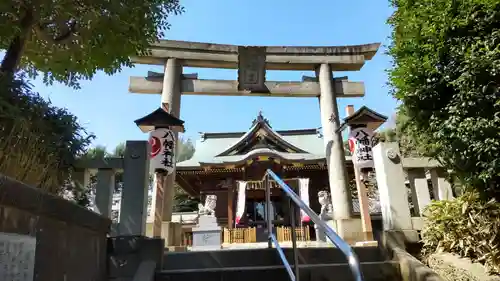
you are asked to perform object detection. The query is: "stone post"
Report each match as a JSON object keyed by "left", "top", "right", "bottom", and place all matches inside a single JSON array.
[
  {"left": 72, "top": 168, "right": 90, "bottom": 196},
  {"left": 407, "top": 168, "right": 431, "bottom": 216},
  {"left": 118, "top": 141, "right": 150, "bottom": 236},
  {"left": 372, "top": 142, "right": 417, "bottom": 242},
  {"left": 159, "top": 58, "right": 182, "bottom": 222},
  {"left": 317, "top": 64, "right": 352, "bottom": 237},
  {"left": 94, "top": 168, "right": 116, "bottom": 218},
  {"left": 430, "top": 168, "right": 454, "bottom": 200}
]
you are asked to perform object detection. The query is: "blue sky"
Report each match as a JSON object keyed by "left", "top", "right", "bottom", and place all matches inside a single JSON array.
[{"left": 30, "top": 0, "right": 396, "bottom": 151}]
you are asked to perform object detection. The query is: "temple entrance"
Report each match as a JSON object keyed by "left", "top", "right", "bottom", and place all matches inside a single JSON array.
[
  {"left": 245, "top": 199, "right": 282, "bottom": 225},
  {"left": 237, "top": 181, "right": 304, "bottom": 242},
  {"left": 128, "top": 39, "right": 384, "bottom": 246}
]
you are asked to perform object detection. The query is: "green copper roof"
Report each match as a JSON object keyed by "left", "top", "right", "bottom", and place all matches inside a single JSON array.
[{"left": 177, "top": 113, "right": 349, "bottom": 169}]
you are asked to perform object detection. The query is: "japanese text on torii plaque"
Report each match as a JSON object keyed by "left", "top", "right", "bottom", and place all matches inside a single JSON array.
[{"left": 237, "top": 46, "right": 267, "bottom": 92}]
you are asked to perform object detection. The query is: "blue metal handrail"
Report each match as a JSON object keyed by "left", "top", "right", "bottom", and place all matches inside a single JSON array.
[
  {"left": 269, "top": 233, "right": 296, "bottom": 281},
  {"left": 263, "top": 169, "right": 364, "bottom": 281}
]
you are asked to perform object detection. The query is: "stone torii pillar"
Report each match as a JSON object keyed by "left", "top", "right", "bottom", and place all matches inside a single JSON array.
[
  {"left": 159, "top": 58, "right": 182, "bottom": 222},
  {"left": 317, "top": 64, "right": 353, "bottom": 239}
]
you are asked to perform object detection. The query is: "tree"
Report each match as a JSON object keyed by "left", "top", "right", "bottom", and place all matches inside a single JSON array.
[
  {"left": 375, "top": 110, "right": 424, "bottom": 157},
  {"left": 0, "top": 0, "right": 183, "bottom": 87},
  {"left": 387, "top": 0, "right": 500, "bottom": 200},
  {"left": 0, "top": 73, "right": 93, "bottom": 193}
]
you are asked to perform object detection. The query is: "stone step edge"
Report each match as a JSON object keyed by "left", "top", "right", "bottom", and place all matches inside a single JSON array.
[{"left": 158, "top": 261, "right": 398, "bottom": 274}]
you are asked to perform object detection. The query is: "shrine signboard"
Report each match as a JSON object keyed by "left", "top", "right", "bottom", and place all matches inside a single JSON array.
[
  {"left": 348, "top": 127, "right": 375, "bottom": 168},
  {"left": 0, "top": 233, "right": 36, "bottom": 281}
]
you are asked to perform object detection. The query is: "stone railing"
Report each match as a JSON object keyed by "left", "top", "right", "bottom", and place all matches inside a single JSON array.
[
  {"left": 0, "top": 174, "right": 110, "bottom": 281},
  {"left": 75, "top": 141, "right": 185, "bottom": 251},
  {"left": 74, "top": 140, "right": 150, "bottom": 236},
  {"left": 372, "top": 142, "right": 455, "bottom": 242}
]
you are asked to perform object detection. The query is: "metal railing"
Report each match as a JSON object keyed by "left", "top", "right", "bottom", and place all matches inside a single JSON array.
[{"left": 263, "top": 169, "right": 364, "bottom": 281}]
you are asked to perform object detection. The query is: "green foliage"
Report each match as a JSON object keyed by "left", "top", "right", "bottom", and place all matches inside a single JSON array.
[
  {"left": 375, "top": 110, "right": 425, "bottom": 157},
  {"left": 0, "top": 0, "right": 183, "bottom": 87},
  {"left": 77, "top": 138, "right": 199, "bottom": 211},
  {"left": 388, "top": 0, "right": 500, "bottom": 200},
  {"left": 0, "top": 74, "right": 93, "bottom": 192},
  {"left": 173, "top": 186, "right": 200, "bottom": 212},
  {"left": 421, "top": 192, "right": 500, "bottom": 274}
]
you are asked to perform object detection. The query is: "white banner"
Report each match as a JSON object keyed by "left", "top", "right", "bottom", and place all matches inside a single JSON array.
[
  {"left": 149, "top": 128, "right": 176, "bottom": 174},
  {"left": 298, "top": 178, "right": 310, "bottom": 222},
  {"left": 235, "top": 181, "right": 247, "bottom": 225},
  {"left": 348, "top": 127, "right": 375, "bottom": 168}
]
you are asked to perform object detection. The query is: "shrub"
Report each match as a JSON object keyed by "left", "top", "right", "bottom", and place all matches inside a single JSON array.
[
  {"left": 0, "top": 74, "right": 93, "bottom": 193},
  {"left": 388, "top": 0, "right": 500, "bottom": 201},
  {"left": 421, "top": 192, "right": 500, "bottom": 274}
]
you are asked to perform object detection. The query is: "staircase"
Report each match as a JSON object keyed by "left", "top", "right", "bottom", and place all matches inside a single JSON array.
[
  {"left": 153, "top": 169, "right": 401, "bottom": 281},
  {"left": 156, "top": 246, "right": 400, "bottom": 281}
]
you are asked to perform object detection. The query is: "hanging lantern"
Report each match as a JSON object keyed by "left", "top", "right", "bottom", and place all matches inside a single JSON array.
[{"left": 134, "top": 104, "right": 185, "bottom": 174}]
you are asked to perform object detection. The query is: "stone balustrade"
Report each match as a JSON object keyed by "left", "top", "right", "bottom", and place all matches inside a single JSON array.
[{"left": 372, "top": 142, "right": 455, "bottom": 242}]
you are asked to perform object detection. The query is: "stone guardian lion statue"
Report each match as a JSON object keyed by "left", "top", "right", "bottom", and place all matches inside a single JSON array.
[
  {"left": 198, "top": 194, "right": 217, "bottom": 217},
  {"left": 317, "top": 190, "right": 333, "bottom": 220}
]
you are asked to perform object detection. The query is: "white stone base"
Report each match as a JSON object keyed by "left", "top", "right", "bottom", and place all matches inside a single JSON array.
[
  {"left": 354, "top": 240, "right": 378, "bottom": 247},
  {"left": 325, "top": 218, "right": 374, "bottom": 245}
]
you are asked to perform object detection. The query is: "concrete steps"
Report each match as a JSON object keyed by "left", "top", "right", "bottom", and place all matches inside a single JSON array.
[
  {"left": 162, "top": 247, "right": 387, "bottom": 270},
  {"left": 157, "top": 246, "right": 401, "bottom": 281},
  {"left": 156, "top": 261, "right": 399, "bottom": 281}
]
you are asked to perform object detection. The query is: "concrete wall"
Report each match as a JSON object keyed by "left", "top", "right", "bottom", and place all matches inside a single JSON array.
[{"left": 0, "top": 174, "right": 111, "bottom": 281}]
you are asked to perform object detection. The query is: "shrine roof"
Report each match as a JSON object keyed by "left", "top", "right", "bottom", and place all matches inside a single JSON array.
[
  {"left": 177, "top": 113, "right": 333, "bottom": 169},
  {"left": 339, "top": 106, "right": 388, "bottom": 131}
]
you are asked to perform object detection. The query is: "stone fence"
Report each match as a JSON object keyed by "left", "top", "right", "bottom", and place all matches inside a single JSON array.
[
  {"left": 372, "top": 142, "right": 455, "bottom": 242},
  {"left": 73, "top": 140, "right": 150, "bottom": 237},
  {"left": 0, "top": 174, "right": 111, "bottom": 281}
]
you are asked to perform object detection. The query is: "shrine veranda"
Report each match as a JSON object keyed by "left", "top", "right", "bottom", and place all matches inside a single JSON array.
[{"left": 129, "top": 40, "right": 384, "bottom": 244}]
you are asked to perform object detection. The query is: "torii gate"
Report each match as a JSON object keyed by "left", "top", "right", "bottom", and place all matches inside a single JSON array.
[{"left": 128, "top": 40, "right": 380, "bottom": 241}]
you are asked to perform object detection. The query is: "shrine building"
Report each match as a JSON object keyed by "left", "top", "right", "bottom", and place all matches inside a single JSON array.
[{"left": 174, "top": 107, "right": 387, "bottom": 242}]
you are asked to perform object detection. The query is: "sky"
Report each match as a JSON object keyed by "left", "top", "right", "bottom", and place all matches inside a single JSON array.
[{"left": 29, "top": 0, "right": 396, "bottom": 151}]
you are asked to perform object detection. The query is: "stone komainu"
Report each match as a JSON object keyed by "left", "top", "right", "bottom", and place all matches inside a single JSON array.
[{"left": 198, "top": 194, "right": 217, "bottom": 217}]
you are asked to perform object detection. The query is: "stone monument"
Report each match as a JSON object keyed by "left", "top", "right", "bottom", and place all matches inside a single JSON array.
[
  {"left": 192, "top": 195, "right": 222, "bottom": 251},
  {"left": 315, "top": 190, "right": 335, "bottom": 243},
  {"left": 0, "top": 232, "right": 36, "bottom": 281}
]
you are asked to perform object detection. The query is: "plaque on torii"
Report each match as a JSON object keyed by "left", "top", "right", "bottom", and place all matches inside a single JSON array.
[{"left": 237, "top": 46, "right": 268, "bottom": 93}]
